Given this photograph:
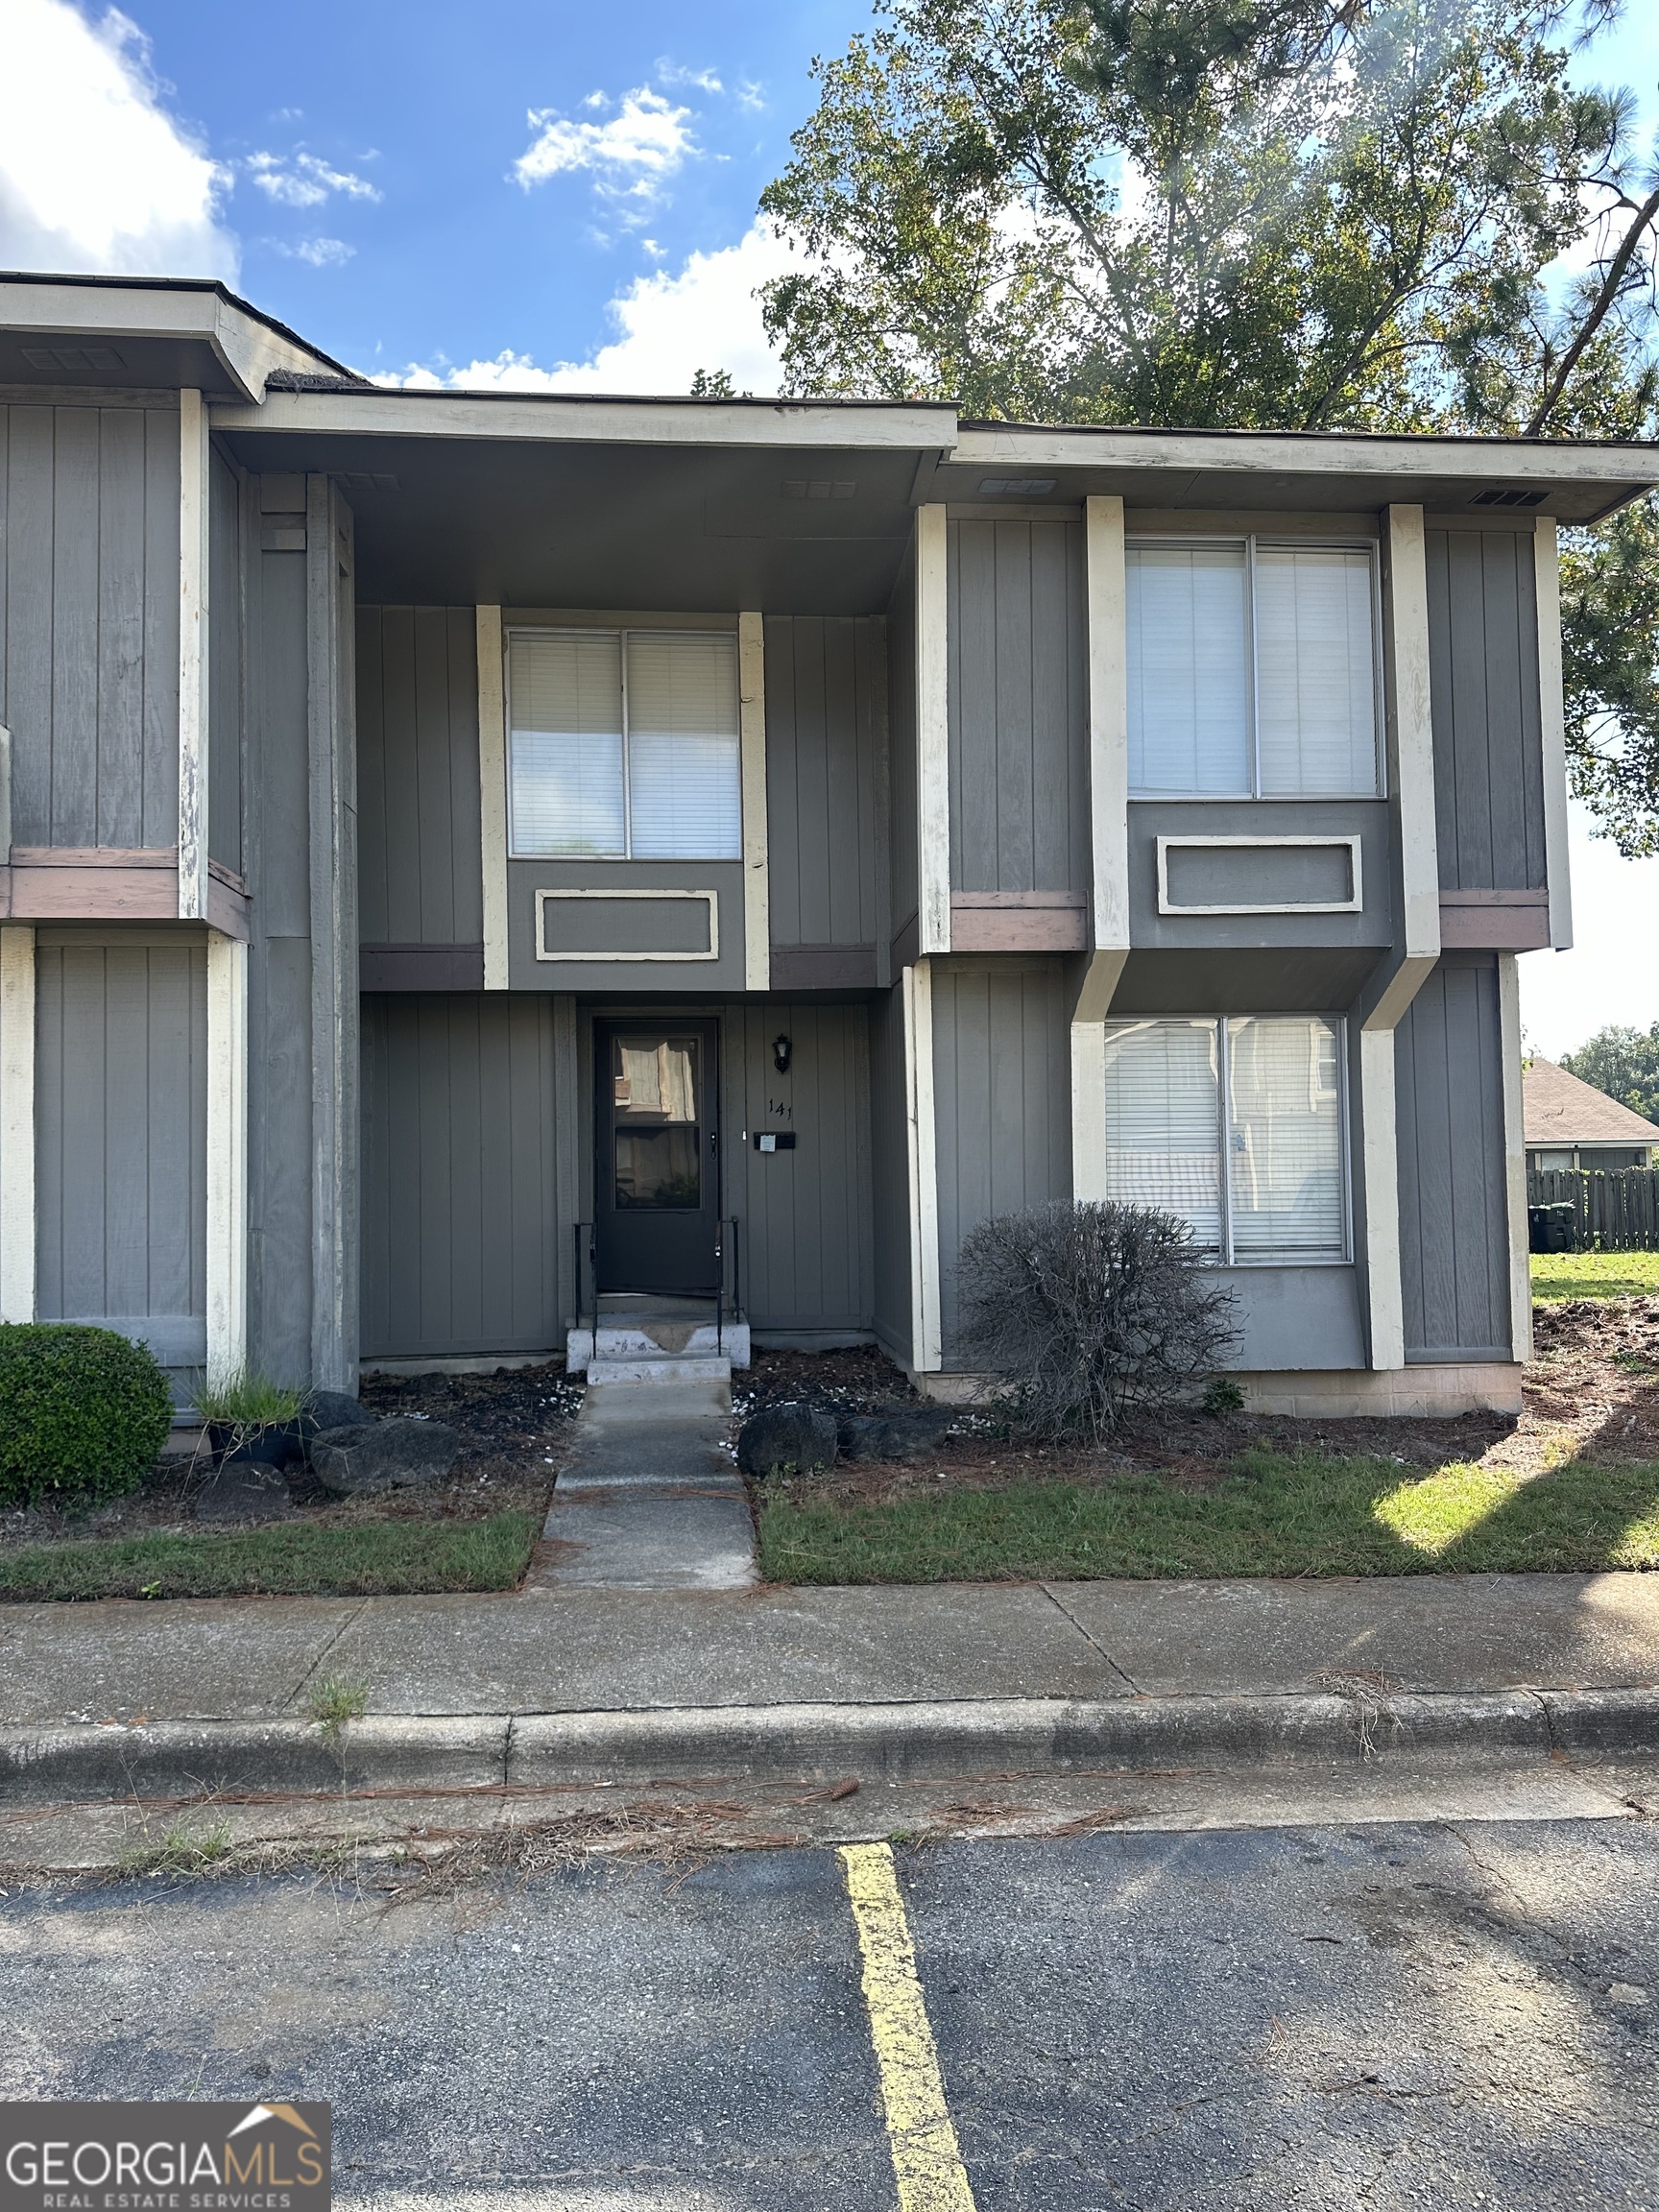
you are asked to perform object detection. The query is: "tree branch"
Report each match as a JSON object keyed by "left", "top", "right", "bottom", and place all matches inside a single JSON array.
[{"left": 1525, "top": 182, "right": 1659, "bottom": 435}]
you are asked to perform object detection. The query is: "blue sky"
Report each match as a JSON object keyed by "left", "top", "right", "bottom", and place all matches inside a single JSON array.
[{"left": 1, "top": 0, "right": 1656, "bottom": 1051}]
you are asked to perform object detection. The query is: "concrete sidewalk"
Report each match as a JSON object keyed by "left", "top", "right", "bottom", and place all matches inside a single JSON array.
[{"left": 4, "top": 1571, "right": 1659, "bottom": 1810}]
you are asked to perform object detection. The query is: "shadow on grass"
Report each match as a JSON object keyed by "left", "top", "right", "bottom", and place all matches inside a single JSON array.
[{"left": 757, "top": 1450, "right": 1659, "bottom": 1584}]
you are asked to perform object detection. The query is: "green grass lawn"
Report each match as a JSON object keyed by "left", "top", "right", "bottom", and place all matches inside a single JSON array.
[
  {"left": 757, "top": 1449, "right": 1659, "bottom": 1585},
  {"left": 1531, "top": 1249, "right": 1659, "bottom": 1301},
  {"left": 0, "top": 1510, "right": 540, "bottom": 1602}
]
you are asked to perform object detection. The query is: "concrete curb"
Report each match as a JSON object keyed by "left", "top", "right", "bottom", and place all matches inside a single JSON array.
[{"left": 5, "top": 1686, "right": 1657, "bottom": 1808}]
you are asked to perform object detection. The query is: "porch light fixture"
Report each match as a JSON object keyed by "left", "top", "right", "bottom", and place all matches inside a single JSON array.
[{"left": 772, "top": 1035, "right": 792, "bottom": 1073}]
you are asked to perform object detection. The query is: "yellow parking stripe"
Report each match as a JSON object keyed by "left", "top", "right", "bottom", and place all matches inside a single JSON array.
[{"left": 839, "top": 1841, "right": 979, "bottom": 2212}]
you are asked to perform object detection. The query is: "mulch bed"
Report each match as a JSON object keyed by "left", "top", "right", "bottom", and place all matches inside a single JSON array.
[{"left": 0, "top": 1359, "right": 583, "bottom": 1551}]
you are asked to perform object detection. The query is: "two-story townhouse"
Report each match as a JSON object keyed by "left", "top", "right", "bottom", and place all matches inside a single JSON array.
[{"left": 3, "top": 273, "right": 1652, "bottom": 1420}]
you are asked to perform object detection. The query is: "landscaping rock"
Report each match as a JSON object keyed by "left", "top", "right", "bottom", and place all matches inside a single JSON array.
[
  {"left": 302, "top": 1389, "right": 377, "bottom": 1438},
  {"left": 193, "top": 1462, "right": 293, "bottom": 1523},
  {"left": 735, "top": 1403, "right": 840, "bottom": 1477},
  {"left": 837, "top": 1407, "right": 954, "bottom": 1461},
  {"left": 309, "top": 1417, "right": 462, "bottom": 1496},
  {"left": 208, "top": 1420, "right": 305, "bottom": 1470}
]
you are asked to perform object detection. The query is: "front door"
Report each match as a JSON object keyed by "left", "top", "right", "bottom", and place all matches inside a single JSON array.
[{"left": 593, "top": 1021, "right": 720, "bottom": 1296}]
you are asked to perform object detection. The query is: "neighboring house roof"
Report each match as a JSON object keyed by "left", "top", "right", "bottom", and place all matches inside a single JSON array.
[{"left": 1523, "top": 1058, "right": 1659, "bottom": 1146}]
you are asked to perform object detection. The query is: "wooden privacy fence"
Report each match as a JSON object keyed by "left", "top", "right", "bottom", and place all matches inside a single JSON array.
[{"left": 1527, "top": 1168, "right": 1659, "bottom": 1251}]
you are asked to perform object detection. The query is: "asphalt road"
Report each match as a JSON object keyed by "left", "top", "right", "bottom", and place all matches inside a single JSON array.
[{"left": 3, "top": 1817, "right": 1656, "bottom": 2211}]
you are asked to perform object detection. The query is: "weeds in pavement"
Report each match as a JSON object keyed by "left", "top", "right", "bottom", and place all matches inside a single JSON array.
[
  {"left": 306, "top": 1674, "right": 370, "bottom": 1739},
  {"left": 117, "top": 1818, "right": 235, "bottom": 1878}
]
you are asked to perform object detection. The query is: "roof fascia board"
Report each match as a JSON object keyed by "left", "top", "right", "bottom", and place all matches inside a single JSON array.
[
  {"left": 209, "top": 389, "right": 960, "bottom": 451},
  {"left": 0, "top": 277, "right": 335, "bottom": 400},
  {"left": 953, "top": 423, "right": 1658, "bottom": 492}
]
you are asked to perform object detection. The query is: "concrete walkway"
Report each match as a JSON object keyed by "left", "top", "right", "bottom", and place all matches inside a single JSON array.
[
  {"left": 5, "top": 1570, "right": 1657, "bottom": 1727},
  {"left": 537, "top": 1379, "right": 755, "bottom": 1591}
]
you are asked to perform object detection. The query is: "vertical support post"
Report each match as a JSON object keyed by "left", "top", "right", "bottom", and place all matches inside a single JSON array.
[
  {"left": 1358, "top": 505, "right": 1443, "bottom": 1370},
  {"left": 205, "top": 928, "right": 248, "bottom": 1385},
  {"left": 1497, "top": 951, "right": 1533, "bottom": 1366},
  {"left": 0, "top": 925, "right": 36, "bottom": 1325},
  {"left": 178, "top": 389, "right": 211, "bottom": 920},
  {"left": 903, "top": 957, "right": 941, "bottom": 1372},
  {"left": 1534, "top": 517, "right": 1574, "bottom": 950},
  {"left": 915, "top": 505, "right": 950, "bottom": 956},
  {"left": 1070, "top": 1019, "right": 1107, "bottom": 1203},
  {"left": 307, "top": 476, "right": 358, "bottom": 1391},
  {"left": 1075, "top": 493, "right": 1129, "bottom": 1022},
  {"left": 1358, "top": 1028, "right": 1405, "bottom": 1371},
  {"left": 738, "top": 611, "right": 770, "bottom": 991},
  {"left": 476, "top": 605, "right": 509, "bottom": 990}
]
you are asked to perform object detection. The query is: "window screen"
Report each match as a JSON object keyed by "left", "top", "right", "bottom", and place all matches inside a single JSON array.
[
  {"left": 1127, "top": 540, "right": 1379, "bottom": 797},
  {"left": 1126, "top": 544, "right": 1250, "bottom": 794},
  {"left": 1100, "top": 1015, "right": 1348, "bottom": 1263},
  {"left": 1254, "top": 549, "right": 1379, "bottom": 795},
  {"left": 508, "top": 628, "right": 741, "bottom": 858}
]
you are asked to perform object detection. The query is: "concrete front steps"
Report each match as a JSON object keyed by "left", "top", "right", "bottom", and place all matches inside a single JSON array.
[{"left": 566, "top": 1294, "right": 750, "bottom": 1388}]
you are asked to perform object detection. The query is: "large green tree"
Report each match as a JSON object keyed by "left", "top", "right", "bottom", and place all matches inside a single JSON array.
[
  {"left": 1561, "top": 1022, "right": 1659, "bottom": 1121},
  {"left": 758, "top": 0, "right": 1659, "bottom": 852}
]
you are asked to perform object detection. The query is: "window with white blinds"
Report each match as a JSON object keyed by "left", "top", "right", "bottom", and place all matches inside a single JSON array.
[
  {"left": 508, "top": 628, "right": 741, "bottom": 858},
  {"left": 1126, "top": 540, "right": 1380, "bottom": 797},
  {"left": 1100, "top": 1015, "right": 1349, "bottom": 1263}
]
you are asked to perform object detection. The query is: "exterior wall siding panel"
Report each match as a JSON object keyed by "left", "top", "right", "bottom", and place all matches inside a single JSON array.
[
  {"left": 1395, "top": 953, "right": 1512, "bottom": 1358},
  {"left": 207, "top": 446, "right": 243, "bottom": 873},
  {"left": 930, "top": 957, "right": 1072, "bottom": 1364},
  {"left": 356, "top": 605, "right": 484, "bottom": 948},
  {"left": 360, "top": 992, "right": 562, "bottom": 1358},
  {"left": 0, "top": 399, "right": 180, "bottom": 851},
  {"left": 35, "top": 935, "right": 207, "bottom": 1368},
  {"left": 763, "top": 615, "right": 885, "bottom": 958},
  {"left": 948, "top": 518, "right": 1089, "bottom": 896},
  {"left": 1425, "top": 527, "right": 1547, "bottom": 891}
]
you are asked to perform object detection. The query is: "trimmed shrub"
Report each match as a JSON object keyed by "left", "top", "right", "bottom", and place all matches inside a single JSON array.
[
  {"left": 955, "top": 1201, "right": 1238, "bottom": 1441},
  {"left": 0, "top": 1324, "right": 173, "bottom": 1508}
]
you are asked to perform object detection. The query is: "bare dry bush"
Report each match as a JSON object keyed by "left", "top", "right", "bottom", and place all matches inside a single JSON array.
[{"left": 955, "top": 1201, "right": 1238, "bottom": 1441}]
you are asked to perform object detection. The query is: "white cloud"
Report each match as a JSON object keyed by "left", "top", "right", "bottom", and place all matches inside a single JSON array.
[
  {"left": 246, "top": 151, "right": 380, "bottom": 209},
  {"left": 271, "top": 236, "right": 353, "bottom": 268},
  {"left": 1519, "top": 803, "right": 1659, "bottom": 1057},
  {"left": 514, "top": 86, "right": 696, "bottom": 206},
  {"left": 0, "top": 0, "right": 234, "bottom": 277},
  {"left": 656, "top": 61, "right": 723, "bottom": 94},
  {"left": 378, "top": 221, "right": 790, "bottom": 396}
]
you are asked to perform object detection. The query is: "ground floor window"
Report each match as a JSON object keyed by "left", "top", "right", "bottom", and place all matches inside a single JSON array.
[{"left": 1100, "top": 1015, "right": 1349, "bottom": 1263}]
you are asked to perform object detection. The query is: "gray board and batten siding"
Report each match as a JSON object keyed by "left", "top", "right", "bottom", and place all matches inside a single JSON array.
[
  {"left": 764, "top": 614, "right": 887, "bottom": 988},
  {"left": 356, "top": 605, "right": 484, "bottom": 985},
  {"left": 885, "top": 539, "right": 920, "bottom": 970},
  {"left": 34, "top": 933, "right": 208, "bottom": 1379},
  {"left": 0, "top": 397, "right": 180, "bottom": 850},
  {"left": 207, "top": 445, "right": 243, "bottom": 874},
  {"left": 1126, "top": 801, "right": 1392, "bottom": 950},
  {"left": 1424, "top": 527, "right": 1547, "bottom": 893},
  {"left": 1394, "top": 953, "right": 1513, "bottom": 1361},
  {"left": 947, "top": 518, "right": 1091, "bottom": 898}
]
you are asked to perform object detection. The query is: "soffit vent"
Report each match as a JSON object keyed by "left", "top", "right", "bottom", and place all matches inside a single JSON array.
[
  {"left": 1469, "top": 487, "right": 1546, "bottom": 508},
  {"left": 20, "top": 345, "right": 127, "bottom": 373},
  {"left": 337, "top": 471, "right": 400, "bottom": 493},
  {"left": 783, "top": 478, "right": 856, "bottom": 500},
  {"left": 978, "top": 476, "right": 1056, "bottom": 494}
]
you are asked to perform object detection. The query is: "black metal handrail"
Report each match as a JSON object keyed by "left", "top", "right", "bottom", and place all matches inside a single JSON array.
[{"left": 715, "top": 1215, "right": 741, "bottom": 1353}]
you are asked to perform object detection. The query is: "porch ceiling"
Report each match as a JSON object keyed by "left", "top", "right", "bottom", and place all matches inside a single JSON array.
[{"left": 215, "top": 424, "right": 928, "bottom": 612}]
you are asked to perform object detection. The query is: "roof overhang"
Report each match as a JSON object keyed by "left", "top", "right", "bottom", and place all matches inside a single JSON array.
[{"left": 0, "top": 274, "right": 351, "bottom": 401}]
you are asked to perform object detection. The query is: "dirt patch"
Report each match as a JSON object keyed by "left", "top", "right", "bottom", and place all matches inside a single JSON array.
[
  {"left": 733, "top": 1342, "right": 920, "bottom": 1419},
  {"left": 749, "top": 1297, "right": 1659, "bottom": 1510},
  {"left": 0, "top": 1361, "right": 582, "bottom": 1552}
]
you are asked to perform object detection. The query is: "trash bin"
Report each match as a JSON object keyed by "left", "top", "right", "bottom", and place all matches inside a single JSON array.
[{"left": 1527, "top": 1203, "right": 1577, "bottom": 1254}]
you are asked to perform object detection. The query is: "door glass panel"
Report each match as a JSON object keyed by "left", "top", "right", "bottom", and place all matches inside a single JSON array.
[{"left": 613, "top": 1034, "right": 702, "bottom": 1210}]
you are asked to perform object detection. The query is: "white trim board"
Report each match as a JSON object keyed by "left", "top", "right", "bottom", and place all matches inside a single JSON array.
[
  {"left": 204, "top": 929, "right": 248, "bottom": 1386},
  {"left": 738, "top": 611, "right": 770, "bottom": 991},
  {"left": 1363, "top": 505, "right": 1441, "bottom": 1035},
  {"left": 476, "top": 606, "right": 509, "bottom": 991},
  {"left": 1156, "top": 834, "right": 1362, "bottom": 916},
  {"left": 0, "top": 926, "right": 36, "bottom": 1325},
  {"left": 213, "top": 390, "right": 959, "bottom": 449},
  {"left": 1079, "top": 494, "right": 1129, "bottom": 1027},
  {"left": 1534, "top": 518, "right": 1574, "bottom": 950},
  {"left": 177, "top": 388, "right": 211, "bottom": 922},
  {"left": 1358, "top": 1027, "right": 1405, "bottom": 1370},
  {"left": 903, "top": 960, "right": 943, "bottom": 1372},
  {"left": 534, "top": 886, "right": 719, "bottom": 963},
  {"left": 1497, "top": 952, "right": 1534, "bottom": 1365},
  {"left": 915, "top": 507, "right": 951, "bottom": 955}
]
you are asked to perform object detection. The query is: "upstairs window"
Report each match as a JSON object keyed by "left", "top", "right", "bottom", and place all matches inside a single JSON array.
[
  {"left": 1127, "top": 541, "right": 1380, "bottom": 797},
  {"left": 1100, "top": 1015, "right": 1349, "bottom": 1263},
  {"left": 508, "top": 627, "right": 742, "bottom": 859}
]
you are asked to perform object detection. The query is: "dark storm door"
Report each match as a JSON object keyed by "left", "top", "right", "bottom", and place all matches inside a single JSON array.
[{"left": 593, "top": 1022, "right": 720, "bottom": 1295}]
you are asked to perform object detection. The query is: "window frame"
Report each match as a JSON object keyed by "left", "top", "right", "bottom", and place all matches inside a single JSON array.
[
  {"left": 1102, "top": 1011, "right": 1354, "bottom": 1267},
  {"left": 504, "top": 622, "right": 743, "bottom": 861},
  {"left": 1124, "top": 535, "right": 1386, "bottom": 803}
]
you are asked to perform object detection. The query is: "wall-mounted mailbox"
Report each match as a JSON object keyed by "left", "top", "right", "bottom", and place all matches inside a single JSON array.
[{"left": 755, "top": 1132, "right": 798, "bottom": 1152}]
